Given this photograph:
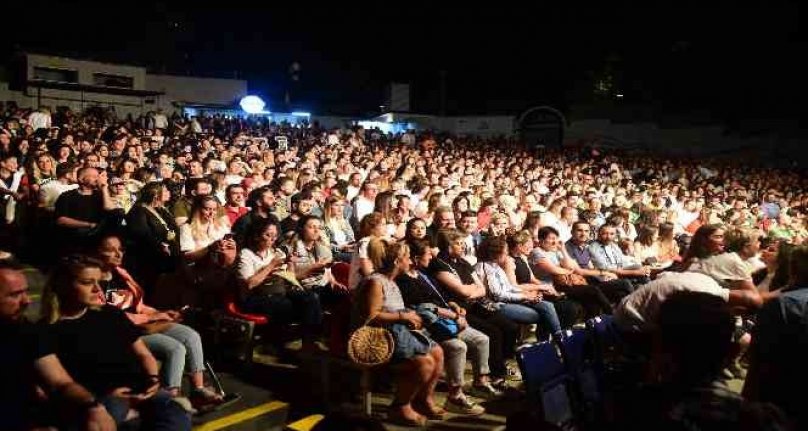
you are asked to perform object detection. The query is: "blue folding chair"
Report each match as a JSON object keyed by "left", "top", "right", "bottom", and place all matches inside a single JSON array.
[
  {"left": 587, "top": 315, "right": 621, "bottom": 371},
  {"left": 516, "top": 341, "right": 578, "bottom": 429},
  {"left": 557, "top": 328, "right": 601, "bottom": 424}
]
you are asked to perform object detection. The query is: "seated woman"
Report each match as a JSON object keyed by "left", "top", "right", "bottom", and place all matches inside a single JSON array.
[
  {"left": 475, "top": 236, "right": 562, "bottom": 338},
  {"left": 283, "top": 215, "right": 347, "bottom": 296},
  {"left": 94, "top": 234, "right": 224, "bottom": 411},
  {"left": 508, "top": 230, "right": 582, "bottom": 328},
  {"left": 656, "top": 222, "right": 681, "bottom": 263},
  {"left": 405, "top": 217, "right": 430, "bottom": 243},
  {"left": 179, "top": 195, "right": 236, "bottom": 308},
  {"left": 352, "top": 239, "right": 444, "bottom": 427},
  {"left": 322, "top": 195, "right": 356, "bottom": 262},
  {"left": 425, "top": 229, "right": 520, "bottom": 387},
  {"left": 633, "top": 225, "right": 662, "bottom": 265},
  {"left": 688, "top": 227, "right": 764, "bottom": 293},
  {"left": 41, "top": 255, "right": 191, "bottom": 431},
  {"left": 349, "top": 212, "right": 387, "bottom": 289},
  {"left": 179, "top": 195, "right": 234, "bottom": 264},
  {"left": 531, "top": 226, "right": 614, "bottom": 317},
  {"left": 236, "top": 218, "right": 324, "bottom": 352},
  {"left": 397, "top": 239, "right": 495, "bottom": 414}
]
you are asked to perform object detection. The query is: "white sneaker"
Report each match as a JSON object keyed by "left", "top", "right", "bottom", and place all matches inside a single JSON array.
[
  {"left": 445, "top": 395, "right": 485, "bottom": 416},
  {"left": 468, "top": 383, "right": 503, "bottom": 400},
  {"left": 172, "top": 396, "right": 197, "bottom": 414}
]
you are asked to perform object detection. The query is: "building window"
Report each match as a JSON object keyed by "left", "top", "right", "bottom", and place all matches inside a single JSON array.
[
  {"left": 93, "top": 73, "right": 134, "bottom": 89},
  {"left": 33, "top": 67, "right": 78, "bottom": 83}
]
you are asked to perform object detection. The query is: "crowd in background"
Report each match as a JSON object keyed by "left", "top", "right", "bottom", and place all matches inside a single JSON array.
[{"left": 1, "top": 101, "right": 807, "bottom": 430}]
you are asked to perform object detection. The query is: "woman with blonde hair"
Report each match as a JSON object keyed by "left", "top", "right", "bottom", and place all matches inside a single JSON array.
[
  {"left": 375, "top": 190, "right": 406, "bottom": 239},
  {"left": 487, "top": 212, "right": 511, "bottom": 238},
  {"left": 179, "top": 195, "right": 234, "bottom": 263},
  {"left": 41, "top": 255, "right": 192, "bottom": 430},
  {"left": 322, "top": 195, "right": 356, "bottom": 262},
  {"left": 352, "top": 240, "right": 445, "bottom": 426}
]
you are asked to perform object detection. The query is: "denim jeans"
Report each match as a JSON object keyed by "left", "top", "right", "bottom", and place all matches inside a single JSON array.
[
  {"left": 100, "top": 390, "right": 191, "bottom": 431},
  {"left": 499, "top": 301, "right": 562, "bottom": 334},
  {"left": 143, "top": 323, "right": 205, "bottom": 389}
]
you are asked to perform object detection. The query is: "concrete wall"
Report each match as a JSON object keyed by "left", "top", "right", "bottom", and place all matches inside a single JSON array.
[
  {"left": 146, "top": 74, "right": 248, "bottom": 113},
  {"left": 446, "top": 116, "right": 516, "bottom": 136},
  {"left": 27, "top": 53, "right": 146, "bottom": 89},
  {"left": 0, "top": 82, "right": 146, "bottom": 117}
]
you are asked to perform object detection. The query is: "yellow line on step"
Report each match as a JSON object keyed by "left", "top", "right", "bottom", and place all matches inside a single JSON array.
[
  {"left": 286, "top": 414, "right": 325, "bottom": 431},
  {"left": 193, "top": 401, "right": 288, "bottom": 431}
]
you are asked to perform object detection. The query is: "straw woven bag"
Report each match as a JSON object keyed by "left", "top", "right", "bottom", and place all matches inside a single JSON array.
[{"left": 347, "top": 318, "right": 394, "bottom": 367}]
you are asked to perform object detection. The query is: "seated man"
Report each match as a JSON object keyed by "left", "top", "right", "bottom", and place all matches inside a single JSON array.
[
  {"left": 565, "top": 220, "right": 635, "bottom": 301},
  {"left": 588, "top": 223, "right": 650, "bottom": 288},
  {"left": 223, "top": 183, "right": 249, "bottom": 226},
  {"left": 0, "top": 260, "right": 115, "bottom": 431},
  {"left": 54, "top": 166, "right": 121, "bottom": 252},
  {"left": 232, "top": 185, "right": 280, "bottom": 247},
  {"left": 172, "top": 177, "right": 214, "bottom": 225}
]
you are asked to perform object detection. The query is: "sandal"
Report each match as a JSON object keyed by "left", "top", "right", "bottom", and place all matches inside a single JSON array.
[
  {"left": 388, "top": 408, "right": 427, "bottom": 427},
  {"left": 413, "top": 401, "right": 447, "bottom": 420}
]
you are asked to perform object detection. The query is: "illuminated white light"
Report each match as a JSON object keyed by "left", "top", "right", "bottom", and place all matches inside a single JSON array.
[
  {"left": 291, "top": 112, "right": 311, "bottom": 117},
  {"left": 616, "top": 93, "right": 624, "bottom": 98},
  {"left": 240, "top": 96, "right": 266, "bottom": 114}
]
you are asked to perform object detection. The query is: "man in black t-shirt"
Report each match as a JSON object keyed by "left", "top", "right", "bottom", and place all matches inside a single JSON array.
[
  {"left": 54, "top": 166, "right": 120, "bottom": 251},
  {"left": 232, "top": 185, "right": 280, "bottom": 247},
  {"left": 0, "top": 261, "right": 115, "bottom": 431}
]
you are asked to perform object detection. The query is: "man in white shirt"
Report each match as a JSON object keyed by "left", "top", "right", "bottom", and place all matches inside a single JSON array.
[
  {"left": 224, "top": 159, "right": 246, "bottom": 186},
  {"left": 27, "top": 107, "right": 51, "bottom": 131},
  {"left": 153, "top": 109, "right": 168, "bottom": 130},
  {"left": 677, "top": 199, "right": 699, "bottom": 233},
  {"left": 553, "top": 206, "right": 578, "bottom": 243},
  {"left": 458, "top": 211, "right": 481, "bottom": 266},
  {"left": 352, "top": 182, "right": 378, "bottom": 224},
  {"left": 345, "top": 173, "right": 362, "bottom": 202},
  {"left": 39, "top": 162, "right": 78, "bottom": 212},
  {"left": 614, "top": 271, "right": 761, "bottom": 333}
]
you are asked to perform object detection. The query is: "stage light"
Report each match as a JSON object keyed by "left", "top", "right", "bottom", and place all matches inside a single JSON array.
[{"left": 240, "top": 95, "right": 267, "bottom": 114}]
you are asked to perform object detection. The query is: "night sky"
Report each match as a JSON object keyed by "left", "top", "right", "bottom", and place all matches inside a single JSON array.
[{"left": 2, "top": 2, "right": 805, "bottom": 121}]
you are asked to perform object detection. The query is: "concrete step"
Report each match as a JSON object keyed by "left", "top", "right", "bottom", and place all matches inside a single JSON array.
[{"left": 192, "top": 372, "right": 289, "bottom": 431}]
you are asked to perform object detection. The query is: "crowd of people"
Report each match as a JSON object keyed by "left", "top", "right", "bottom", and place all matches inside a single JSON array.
[{"left": 1, "top": 101, "right": 807, "bottom": 430}]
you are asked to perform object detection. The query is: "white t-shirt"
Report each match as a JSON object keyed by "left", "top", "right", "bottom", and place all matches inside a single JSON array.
[
  {"left": 688, "top": 252, "right": 752, "bottom": 288},
  {"left": 236, "top": 247, "right": 286, "bottom": 281},
  {"left": 348, "top": 237, "right": 372, "bottom": 289},
  {"left": 28, "top": 112, "right": 51, "bottom": 131},
  {"left": 677, "top": 209, "right": 699, "bottom": 231},
  {"left": 39, "top": 182, "right": 78, "bottom": 211},
  {"left": 327, "top": 133, "right": 340, "bottom": 146},
  {"left": 179, "top": 219, "right": 230, "bottom": 252},
  {"left": 346, "top": 186, "right": 361, "bottom": 202},
  {"left": 615, "top": 272, "right": 730, "bottom": 332},
  {"left": 224, "top": 174, "right": 244, "bottom": 186},
  {"left": 153, "top": 113, "right": 168, "bottom": 129},
  {"left": 353, "top": 196, "right": 375, "bottom": 223}
]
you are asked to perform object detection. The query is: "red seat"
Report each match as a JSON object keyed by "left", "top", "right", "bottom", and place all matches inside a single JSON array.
[
  {"left": 331, "top": 262, "right": 351, "bottom": 287},
  {"left": 225, "top": 301, "right": 269, "bottom": 325}
]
